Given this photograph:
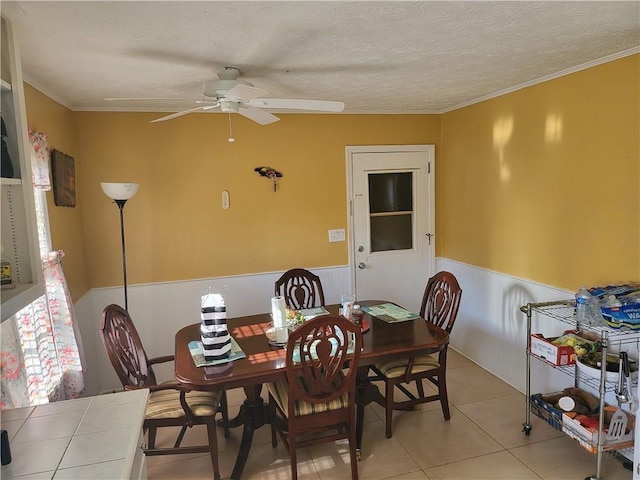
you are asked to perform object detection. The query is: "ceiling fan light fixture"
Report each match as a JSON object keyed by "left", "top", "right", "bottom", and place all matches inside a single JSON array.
[
  {"left": 220, "top": 100, "right": 240, "bottom": 113},
  {"left": 216, "top": 67, "right": 240, "bottom": 80}
]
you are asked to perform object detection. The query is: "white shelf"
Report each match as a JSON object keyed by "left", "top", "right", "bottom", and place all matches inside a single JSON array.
[
  {"left": 0, "top": 177, "right": 21, "bottom": 185},
  {"left": 1, "top": 14, "right": 43, "bottom": 321}
]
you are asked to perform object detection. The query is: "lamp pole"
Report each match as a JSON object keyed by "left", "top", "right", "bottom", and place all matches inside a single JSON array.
[{"left": 115, "top": 199, "right": 129, "bottom": 311}]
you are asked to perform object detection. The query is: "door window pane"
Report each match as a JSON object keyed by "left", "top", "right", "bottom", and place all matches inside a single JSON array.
[
  {"left": 368, "top": 173, "right": 412, "bottom": 213},
  {"left": 370, "top": 214, "right": 413, "bottom": 252},
  {"left": 368, "top": 172, "right": 414, "bottom": 252}
]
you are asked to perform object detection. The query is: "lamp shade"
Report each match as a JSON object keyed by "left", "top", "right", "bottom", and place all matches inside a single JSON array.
[{"left": 100, "top": 182, "right": 139, "bottom": 200}]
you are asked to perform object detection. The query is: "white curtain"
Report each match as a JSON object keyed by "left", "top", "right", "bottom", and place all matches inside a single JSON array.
[{"left": 0, "top": 131, "right": 85, "bottom": 408}]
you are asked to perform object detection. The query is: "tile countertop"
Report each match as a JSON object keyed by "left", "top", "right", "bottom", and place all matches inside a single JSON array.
[{"left": 1, "top": 389, "right": 149, "bottom": 479}]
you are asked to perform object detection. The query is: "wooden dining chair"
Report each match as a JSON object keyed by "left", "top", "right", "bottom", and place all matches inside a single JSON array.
[
  {"left": 267, "top": 314, "right": 363, "bottom": 480},
  {"left": 370, "top": 271, "right": 462, "bottom": 438},
  {"left": 274, "top": 268, "right": 325, "bottom": 309},
  {"left": 99, "top": 304, "right": 229, "bottom": 480}
]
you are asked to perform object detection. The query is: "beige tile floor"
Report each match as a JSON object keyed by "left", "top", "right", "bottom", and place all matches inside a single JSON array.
[{"left": 146, "top": 350, "right": 633, "bottom": 480}]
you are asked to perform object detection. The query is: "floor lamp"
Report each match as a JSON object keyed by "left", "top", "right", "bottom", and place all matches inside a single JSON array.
[{"left": 100, "top": 182, "right": 139, "bottom": 311}]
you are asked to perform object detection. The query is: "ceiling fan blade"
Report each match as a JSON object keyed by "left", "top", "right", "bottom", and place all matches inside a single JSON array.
[
  {"left": 105, "top": 97, "right": 196, "bottom": 102},
  {"left": 238, "top": 106, "right": 279, "bottom": 125},
  {"left": 249, "top": 98, "right": 344, "bottom": 112},
  {"left": 150, "top": 105, "right": 217, "bottom": 123},
  {"left": 225, "top": 84, "right": 270, "bottom": 103}
]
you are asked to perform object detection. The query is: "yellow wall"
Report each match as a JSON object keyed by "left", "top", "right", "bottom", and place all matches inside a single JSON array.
[
  {"left": 23, "top": 54, "right": 639, "bottom": 299},
  {"left": 72, "top": 113, "right": 439, "bottom": 289},
  {"left": 24, "top": 84, "right": 91, "bottom": 301},
  {"left": 440, "top": 54, "right": 639, "bottom": 290}
]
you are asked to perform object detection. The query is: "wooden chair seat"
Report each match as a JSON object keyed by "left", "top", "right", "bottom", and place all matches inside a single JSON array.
[
  {"left": 146, "top": 384, "right": 221, "bottom": 419},
  {"left": 374, "top": 355, "right": 439, "bottom": 379},
  {"left": 267, "top": 373, "right": 348, "bottom": 417}
]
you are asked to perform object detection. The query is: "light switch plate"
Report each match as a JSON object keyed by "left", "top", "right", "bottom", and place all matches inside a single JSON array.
[{"left": 328, "top": 228, "right": 345, "bottom": 242}]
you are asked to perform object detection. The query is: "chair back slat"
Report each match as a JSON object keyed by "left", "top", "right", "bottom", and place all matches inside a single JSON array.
[
  {"left": 286, "top": 315, "right": 361, "bottom": 406},
  {"left": 100, "top": 304, "right": 157, "bottom": 388},
  {"left": 419, "top": 271, "right": 462, "bottom": 334},
  {"left": 275, "top": 268, "right": 325, "bottom": 309}
]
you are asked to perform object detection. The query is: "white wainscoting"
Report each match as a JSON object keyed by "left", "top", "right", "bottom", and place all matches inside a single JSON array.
[
  {"left": 439, "top": 258, "right": 577, "bottom": 395},
  {"left": 78, "top": 260, "right": 576, "bottom": 396},
  {"left": 85, "top": 266, "right": 351, "bottom": 395}
]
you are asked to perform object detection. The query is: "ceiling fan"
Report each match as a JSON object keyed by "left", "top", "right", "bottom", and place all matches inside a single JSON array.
[{"left": 109, "top": 67, "right": 345, "bottom": 125}]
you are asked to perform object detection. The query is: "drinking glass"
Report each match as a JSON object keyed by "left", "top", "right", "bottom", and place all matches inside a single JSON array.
[{"left": 341, "top": 293, "right": 356, "bottom": 320}]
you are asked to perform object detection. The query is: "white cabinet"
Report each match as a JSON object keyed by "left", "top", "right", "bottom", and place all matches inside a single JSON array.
[{"left": 1, "top": 14, "right": 44, "bottom": 321}]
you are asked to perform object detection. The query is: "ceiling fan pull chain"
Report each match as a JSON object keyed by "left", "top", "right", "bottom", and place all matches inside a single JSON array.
[{"left": 227, "top": 113, "right": 235, "bottom": 143}]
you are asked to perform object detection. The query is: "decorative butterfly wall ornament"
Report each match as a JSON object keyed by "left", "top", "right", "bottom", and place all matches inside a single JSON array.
[{"left": 254, "top": 167, "right": 283, "bottom": 192}]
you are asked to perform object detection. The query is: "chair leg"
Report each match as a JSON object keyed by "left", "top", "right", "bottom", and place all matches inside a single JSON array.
[
  {"left": 349, "top": 415, "right": 359, "bottom": 479},
  {"left": 219, "top": 390, "right": 230, "bottom": 439},
  {"left": 174, "top": 425, "right": 188, "bottom": 448},
  {"left": 205, "top": 417, "right": 221, "bottom": 480},
  {"left": 438, "top": 371, "right": 451, "bottom": 420},
  {"left": 147, "top": 426, "right": 157, "bottom": 449},
  {"left": 290, "top": 435, "right": 298, "bottom": 480},
  {"left": 385, "top": 379, "right": 395, "bottom": 439},
  {"left": 268, "top": 395, "right": 277, "bottom": 447},
  {"left": 415, "top": 379, "right": 425, "bottom": 400}
]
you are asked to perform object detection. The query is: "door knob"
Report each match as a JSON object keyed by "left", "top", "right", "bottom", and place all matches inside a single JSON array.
[{"left": 358, "top": 262, "right": 366, "bottom": 269}]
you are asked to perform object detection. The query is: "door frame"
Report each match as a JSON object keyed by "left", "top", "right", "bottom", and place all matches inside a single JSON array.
[{"left": 345, "top": 144, "right": 436, "bottom": 295}]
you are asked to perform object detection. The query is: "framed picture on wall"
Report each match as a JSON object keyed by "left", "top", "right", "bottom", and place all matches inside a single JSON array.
[{"left": 51, "top": 149, "right": 76, "bottom": 207}]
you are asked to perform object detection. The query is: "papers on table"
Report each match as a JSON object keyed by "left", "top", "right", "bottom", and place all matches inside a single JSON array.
[
  {"left": 361, "top": 303, "right": 420, "bottom": 323},
  {"left": 297, "top": 306, "right": 330, "bottom": 320},
  {"left": 188, "top": 336, "right": 246, "bottom": 367}
]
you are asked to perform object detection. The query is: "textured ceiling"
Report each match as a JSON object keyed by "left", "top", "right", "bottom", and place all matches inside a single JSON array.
[{"left": 3, "top": 1, "right": 639, "bottom": 115}]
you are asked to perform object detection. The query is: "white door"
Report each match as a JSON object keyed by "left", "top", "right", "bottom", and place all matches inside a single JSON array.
[{"left": 347, "top": 145, "right": 435, "bottom": 314}]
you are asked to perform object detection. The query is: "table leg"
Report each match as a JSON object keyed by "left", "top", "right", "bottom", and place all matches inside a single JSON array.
[
  {"left": 355, "top": 366, "right": 385, "bottom": 457},
  {"left": 223, "top": 384, "right": 269, "bottom": 480}
]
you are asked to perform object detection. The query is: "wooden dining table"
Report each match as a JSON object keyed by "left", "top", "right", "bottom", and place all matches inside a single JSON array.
[{"left": 174, "top": 300, "right": 449, "bottom": 480}]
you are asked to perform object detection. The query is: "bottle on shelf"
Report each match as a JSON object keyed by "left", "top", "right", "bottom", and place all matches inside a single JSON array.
[
  {"left": 1, "top": 243, "right": 15, "bottom": 290},
  {"left": 603, "top": 294, "right": 622, "bottom": 309},
  {"left": 575, "top": 286, "right": 604, "bottom": 327}
]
